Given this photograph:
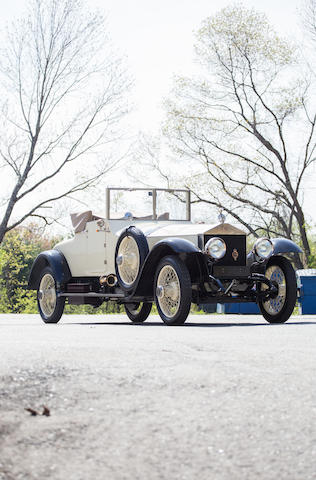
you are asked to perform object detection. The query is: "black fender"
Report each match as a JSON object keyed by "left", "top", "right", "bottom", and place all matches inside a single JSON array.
[
  {"left": 28, "top": 249, "right": 72, "bottom": 290},
  {"left": 271, "top": 238, "right": 302, "bottom": 254},
  {"left": 247, "top": 237, "right": 302, "bottom": 266},
  {"left": 131, "top": 237, "right": 209, "bottom": 297}
]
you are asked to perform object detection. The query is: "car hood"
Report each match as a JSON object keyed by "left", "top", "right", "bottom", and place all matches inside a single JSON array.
[{"left": 133, "top": 222, "right": 246, "bottom": 238}]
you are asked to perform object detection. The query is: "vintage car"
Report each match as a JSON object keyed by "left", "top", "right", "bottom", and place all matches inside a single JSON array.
[{"left": 28, "top": 187, "right": 302, "bottom": 325}]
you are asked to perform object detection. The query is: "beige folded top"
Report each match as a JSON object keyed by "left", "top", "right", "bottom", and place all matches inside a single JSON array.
[{"left": 70, "top": 211, "right": 103, "bottom": 233}]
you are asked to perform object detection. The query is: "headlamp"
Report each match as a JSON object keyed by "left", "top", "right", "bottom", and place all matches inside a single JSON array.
[
  {"left": 254, "top": 238, "right": 274, "bottom": 260},
  {"left": 205, "top": 237, "right": 226, "bottom": 260}
]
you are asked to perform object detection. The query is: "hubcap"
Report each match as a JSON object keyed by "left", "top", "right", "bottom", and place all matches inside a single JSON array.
[
  {"left": 156, "top": 265, "right": 181, "bottom": 318},
  {"left": 156, "top": 285, "right": 164, "bottom": 298},
  {"left": 116, "top": 236, "right": 140, "bottom": 286},
  {"left": 38, "top": 273, "right": 57, "bottom": 317},
  {"left": 262, "top": 265, "right": 286, "bottom": 315}
]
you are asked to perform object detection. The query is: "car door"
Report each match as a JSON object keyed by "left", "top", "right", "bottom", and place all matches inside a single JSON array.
[{"left": 86, "top": 220, "right": 106, "bottom": 276}]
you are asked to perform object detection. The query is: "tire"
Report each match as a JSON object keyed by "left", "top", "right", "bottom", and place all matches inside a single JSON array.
[
  {"left": 154, "top": 255, "right": 191, "bottom": 325},
  {"left": 37, "top": 267, "right": 65, "bottom": 323},
  {"left": 259, "top": 256, "right": 297, "bottom": 324},
  {"left": 115, "top": 227, "right": 149, "bottom": 291},
  {"left": 124, "top": 302, "right": 152, "bottom": 322}
]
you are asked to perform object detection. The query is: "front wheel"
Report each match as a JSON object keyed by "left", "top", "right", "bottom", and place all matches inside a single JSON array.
[
  {"left": 124, "top": 302, "right": 152, "bottom": 322},
  {"left": 154, "top": 255, "right": 191, "bottom": 325},
  {"left": 37, "top": 267, "right": 65, "bottom": 323},
  {"left": 259, "top": 257, "right": 297, "bottom": 324}
]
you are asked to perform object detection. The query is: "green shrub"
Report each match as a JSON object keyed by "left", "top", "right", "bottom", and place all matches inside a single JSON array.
[{"left": 0, "top": 226, "right": 59, "bottom": 313}]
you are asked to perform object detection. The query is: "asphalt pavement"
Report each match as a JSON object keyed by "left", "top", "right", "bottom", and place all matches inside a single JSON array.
[{"left": 0, "top": 313, "right": 316, "bottom": 480}]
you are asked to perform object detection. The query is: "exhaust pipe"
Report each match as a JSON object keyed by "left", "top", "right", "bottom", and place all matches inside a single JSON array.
[
  {"left": 99, "top": 274, "right": 118, "bottom": 287},
  {"left": 106, "top": 274, "right": 117, "bottom": 287}
]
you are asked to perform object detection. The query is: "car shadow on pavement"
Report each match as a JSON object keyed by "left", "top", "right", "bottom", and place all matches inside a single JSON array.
[{"left": 71, "top": 320, "right": 316, "bottom": 328}]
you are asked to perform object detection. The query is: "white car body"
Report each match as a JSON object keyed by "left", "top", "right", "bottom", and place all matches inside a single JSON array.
[
  {"left": 28, "top": 187, "right": 301, "bottom": 326},
  {"left": 55, "top": 218, "right": 245, "bottom": 278}
]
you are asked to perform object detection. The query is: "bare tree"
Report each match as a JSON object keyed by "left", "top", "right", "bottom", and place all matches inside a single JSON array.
[
  {"left": 0, "top": 0, "right": 130, "bottom": 244},
  {"left": 163, "top": 4, "right": 316, "bottom": 268},
  {"left": 302, "top": 0, "right": 316, "bottom": 43}
]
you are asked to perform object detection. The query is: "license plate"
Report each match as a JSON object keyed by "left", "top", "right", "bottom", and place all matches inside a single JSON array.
[{"left": 213, "top": 266, "right": 250, "bottom": 278}]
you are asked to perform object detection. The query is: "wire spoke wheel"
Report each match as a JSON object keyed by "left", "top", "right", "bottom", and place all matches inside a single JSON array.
[
  {"left": 38, "top": 273, "right": 57, "bottom": 317},
  {"left": 37, "top": 267, "right": 65, "bottom": 323},
  {"left": 156, "top": 265, "right": 181, "bottom": 318},
  {"left": 154, "top": 255, "right": 191, "bottom": 325},
  {"left": 262, "top": 265, "right": 286, "bottom": 315},
  {"left": 259, "top": 257, "right": 297, "bottom": 324}
]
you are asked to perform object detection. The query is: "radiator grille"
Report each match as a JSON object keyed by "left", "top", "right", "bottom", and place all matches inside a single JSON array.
[{"left": 204, "top": 235, "right": 246, "bottom": 266}]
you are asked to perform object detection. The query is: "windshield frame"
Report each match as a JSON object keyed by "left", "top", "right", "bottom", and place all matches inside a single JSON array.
[{"left": 106, "top": 187, "right": 191, "bottom": 221}]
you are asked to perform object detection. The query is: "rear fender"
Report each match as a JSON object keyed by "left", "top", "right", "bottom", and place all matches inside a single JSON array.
[
  {"left": 133, "top": 238, "right": 208, "bottom": 296},
  {"left": 28, "top": 250, "right": 72, "bottom": 290}
]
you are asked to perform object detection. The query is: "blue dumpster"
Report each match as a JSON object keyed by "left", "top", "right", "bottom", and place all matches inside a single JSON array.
[
  {"left": 297, "top": 269, "right": 316, "bottom": 314},
  {"left": 199, "top": 303, "right": 217, "bottom": 313},
  {"left": 223, "top": 302, "right": 260, "bottom": 314},
  {"left": 199, "top": 303, "right": 259, "bottom": 314}
]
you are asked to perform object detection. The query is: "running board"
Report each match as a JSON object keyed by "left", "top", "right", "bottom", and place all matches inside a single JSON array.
[
  {"left": 58, "top": 292, "right": 125, "bottom": 299},
  {"left": 57, "top": 292, "right": 152, "bottom": 303}
]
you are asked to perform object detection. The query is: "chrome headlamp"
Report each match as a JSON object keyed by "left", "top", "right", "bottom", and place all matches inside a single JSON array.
[
  {"left": 204, "top": 237, "right": 226, "bottom": 260},
  {"left": 253, "top": 238, "right": 274, "bottom": 260}
]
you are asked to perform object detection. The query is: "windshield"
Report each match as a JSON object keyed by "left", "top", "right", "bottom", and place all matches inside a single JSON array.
[{"left": 106, "top": 188, "right": 191, "bottom": 221}]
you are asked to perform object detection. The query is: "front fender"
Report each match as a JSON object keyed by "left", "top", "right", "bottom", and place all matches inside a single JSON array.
[
  {"left": 132, "top": 238, "right": 209, "bottom": 297},
  {"left": 28, "top": 250, "right": 72, "bottom": 290},
  {"left": 247, "top": 237, "right": 302, "bottom": 265},
  {"left": 151, "top": 238, "right": 200, "bottom": 255},
  {"left": 271, "top": 238, "right": 302, "bottom": 255}
]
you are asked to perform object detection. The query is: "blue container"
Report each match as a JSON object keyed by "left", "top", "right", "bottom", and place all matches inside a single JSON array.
[
  {"left": 199, "top": 303, "right": 217, "bottom": 313},
  {"left": 239, "top": 302, "right": 260, "bottom": 314},
  {"left": 224, "top": 302, "right": 260, "bottom": 314},
  {"left": 223, "top": 303, "right": 240, "bottom": 314},
  {"left": 297, "top": 269, "right": 316, "bottom": 314}
]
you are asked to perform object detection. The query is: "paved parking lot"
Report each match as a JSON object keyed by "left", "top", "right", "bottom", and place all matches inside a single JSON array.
[{"left": 0, "top": 313, "right": 316, "bottom": 480}]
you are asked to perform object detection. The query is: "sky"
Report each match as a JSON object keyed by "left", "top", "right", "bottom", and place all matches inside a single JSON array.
[
  {"left": 1, "top": 0, "right": 303, "bottom": 132},
  {"left": 1, "top": 0, "right": 315, "bottom": 229},
  {"left": 101, "top": 0, "right": 303, "bottom": 131}
]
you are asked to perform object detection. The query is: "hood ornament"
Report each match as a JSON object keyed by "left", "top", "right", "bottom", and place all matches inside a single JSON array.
[{"left": 218, "top": 211, "right": 226, "bottom": 224}]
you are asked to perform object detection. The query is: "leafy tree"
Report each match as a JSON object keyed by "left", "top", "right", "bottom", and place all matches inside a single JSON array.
[
  {"left": 0, "top": 226, "right": 59, "bottom": 313},
  {"left": 307, "top": 235, "right": 316, "bottom": 267},
  {"left": 164, "top": 4, "right": 315, "bottom": 268}
]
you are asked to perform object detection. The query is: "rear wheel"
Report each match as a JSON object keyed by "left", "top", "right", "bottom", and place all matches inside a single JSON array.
[
  {"left": 37, "top": 267, "right": 65, "bottom": 323},
  {"left": 124, "top": 302, "right": 152, "bottom": 322},
  {"left": 259, "top": 257, "right": 297, "bottom": 324},
  {"left": 154, "top": 255, "right": 191, "bottom": 325}
]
